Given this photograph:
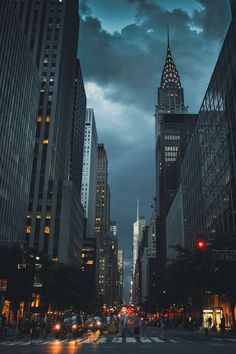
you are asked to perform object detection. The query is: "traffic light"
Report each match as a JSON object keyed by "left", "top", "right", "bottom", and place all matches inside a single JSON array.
[{"left": 196, "top": 239, "right": 207, "bottom": 250}]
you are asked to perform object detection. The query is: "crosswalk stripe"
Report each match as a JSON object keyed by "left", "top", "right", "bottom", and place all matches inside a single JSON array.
[
  {"left": 97, "top": 337, "right": 107, "bottom": 344},
  {"left": 169, "top": 339, "right": 178, "bottom": 343},
  {"left": 19, "top": 341, "right": 31, "bottom": 345},
  {"left": 126, "top": 337, "right": 136, "bottom": 343},
  {"left": 112, "top": 337, "right": 123, "bottom": 343},
  {"left": 140, "top": 337, "right": 152, "bottom": 343},
  {"left": 150, "top": 337, "right": 165, "bottom": 343}
]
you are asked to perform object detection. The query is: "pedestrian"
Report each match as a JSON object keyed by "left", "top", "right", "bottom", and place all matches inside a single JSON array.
[
  {"left": 220, "top": 316, "right": 225, "bottom": 334},
  {"left": 207, "top": 316, "right": 212, "bottom": 329},
  {"left": 118, "top": 317, "right": 123, "bottom": 336},
  {"left": 30, "top": 318, "right": 37, "bottom": 344},
  {"left": 122, "top": 314, "right": 129, "bottom": 338},
  {"left": 0, "top": 316, "right": 2, "bottom": 339},
  {"left": 160, "top": 315, "right": 167, "bottom": 340},
  {"left": 140, "top": 318, "right": 147, "bottom": 338},
  {"left": 1, "top": 314, "right": 7, "bottom": 339}
]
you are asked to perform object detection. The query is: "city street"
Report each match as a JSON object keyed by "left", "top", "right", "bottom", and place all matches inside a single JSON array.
[{"left": 0, "top": 328, "right": 236, "bottom": 354}]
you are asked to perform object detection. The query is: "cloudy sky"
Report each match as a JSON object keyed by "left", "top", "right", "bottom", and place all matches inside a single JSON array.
[{"left": 78, "top": 0, "right": 231, "bottom": 298}]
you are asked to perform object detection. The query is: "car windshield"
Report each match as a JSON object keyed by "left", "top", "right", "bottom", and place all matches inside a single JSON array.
[{"left": 64, "top": 318, "right": 72, "bottom": 323}]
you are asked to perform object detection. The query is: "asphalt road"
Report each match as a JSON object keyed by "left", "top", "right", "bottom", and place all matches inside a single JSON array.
[{"left": 0, "top": 327, "right": 235, "bottom": 354}]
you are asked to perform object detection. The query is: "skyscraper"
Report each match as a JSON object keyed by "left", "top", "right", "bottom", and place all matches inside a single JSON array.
[
  {"left": 14, "top": 0, "right": 82, "bottom": 263},
  {"left": 155, "top": 35, "right": 197, "bottom": 269},
  {"left": 95, "top": 144, "right": 110, "bottom": 236},
  {"left": 70, "top": 59, "right": 87, "bottom": 195},
  {"left": 0, "top": 0, "right": 39, "bottom": 246},
  {"left": 117, "top": 250, "right": 124, "bottom": 303},
  {"left": 94, "top": 144, "right": 115, "bottom": 303},
  {"left": 81, "top": 109, "right": 98, "bottom": 238},
  {"left": 132, "top": 200, "right": 146, "bottom": 304}
]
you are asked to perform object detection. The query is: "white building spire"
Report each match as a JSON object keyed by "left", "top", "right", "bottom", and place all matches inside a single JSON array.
[{"left": 137, "top": 197, "right": 139, "bottom": 221}]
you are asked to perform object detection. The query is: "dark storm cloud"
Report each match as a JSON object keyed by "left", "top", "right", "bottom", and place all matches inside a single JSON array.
[
  {"left": 192, "top": 0, "right": 231, "bottom": 39},
  {"left": 79, "top": 0, "right": 230, "bottom": 113}
]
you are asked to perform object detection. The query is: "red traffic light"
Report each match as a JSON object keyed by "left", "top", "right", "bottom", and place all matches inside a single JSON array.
[{"left": 196, "top": 239, "right": 207, "bottom": 250}]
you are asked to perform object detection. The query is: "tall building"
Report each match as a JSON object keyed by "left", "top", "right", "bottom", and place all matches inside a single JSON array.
[
  {"left": 179, "top": 0, "right": 236, "bottom": 251},
  {"left": 140, "top": 221, "right": 156, "bottom": 303},
  {"left": 117, "top": 250, "right": 124, "bottom": 303},
  {"left": 0, "top": 0, "right": 39, "bottom": 246},
  {"left": 94, "top": 144, "right": 118, "bottom": 304},
  {"left": 132, "top": 200, "right": 146, "bottom": 304},
  {"left": 155, "top": 36, "right": 197, "bottom": 269},
  {"left": 14, "top": 0, "right": 83, "bottom": 264},
  {"left": 81, "top": 109, "right": 98, "bottom": 238},
  {"left": 70, "top": 59, "right": 87, "bottom": 195},
  {"left": 81, "top": 237, "right": 97, "bottom": 296},
  {"left": 95, "top": 144, "right": 110, "bottom": 236}
]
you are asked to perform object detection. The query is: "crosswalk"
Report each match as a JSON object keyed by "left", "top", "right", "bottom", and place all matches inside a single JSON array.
[
  {"left": 0, "top": 336, "right": 170, "bottom": 347},
  {"left": 0, "top": 335, "right": 236, "bottom": 347}
]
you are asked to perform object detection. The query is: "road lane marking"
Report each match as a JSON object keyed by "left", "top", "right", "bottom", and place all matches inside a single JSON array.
[
  {"left": 150, "top": 337, "right": 165, "bottom": 343},
  {"left": 140, "top": 337, "right": 152, "bottom": 343},
  {"left": 112, "top": 337, "right": 123, "bottom": 343}
]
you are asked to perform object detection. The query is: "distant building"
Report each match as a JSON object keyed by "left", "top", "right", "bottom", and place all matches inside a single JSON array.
[
  {"left": 132, "top": 200, "right": 146, "bottom": 304},
  {"left": 95, "top": 144, "right": 110, "bottom": 236},
  {"left": 117, "top": 250, "right": 124, "bottom": 303},
  {"left": 81, "top": 109, "right": 98, "bottom": 238},
  {"left": 81, "top": 237, "right": 97, "bottom": 294},
  {"left": 0, "top": 0, "right": 39, "bottom": 245},
  {"left": 140, "top": 221, "right": 156, "bottom": 303},
  {"left": 95, "top": 144, "right": 110, "bottom": 300}
]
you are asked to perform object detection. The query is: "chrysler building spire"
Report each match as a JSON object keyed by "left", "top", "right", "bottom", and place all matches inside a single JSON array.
[{"left": 157, "top": 29, "right": 187, "bottom": 114}]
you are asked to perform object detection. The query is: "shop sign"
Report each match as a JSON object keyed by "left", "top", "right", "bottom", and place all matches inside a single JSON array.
[{"left": 212, "top": 250, "right": 236, "bottom": 261}]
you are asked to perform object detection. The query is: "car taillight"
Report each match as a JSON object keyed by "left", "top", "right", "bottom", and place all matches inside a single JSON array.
[
  {"left": 128, "top": 320, "right": 134, "bottom": 325},
  {"left": 72, "top": 324, "right": 78, "bottom": 330}
]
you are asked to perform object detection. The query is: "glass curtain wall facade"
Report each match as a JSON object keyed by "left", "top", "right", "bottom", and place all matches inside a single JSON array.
[
  {"left": 0, "top": 0, "right": 39, "bottom": 245},
  {"left": 81, "top": 109, "right": 98, "bottom": 238},
  {"left": 70, "top": 59, "right": 87, "bottom": 195},
  {"left": 181, "top": 6, "right": 236, "bottom": 247}
]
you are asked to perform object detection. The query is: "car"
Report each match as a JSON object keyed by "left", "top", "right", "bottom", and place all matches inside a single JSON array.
[
  {"left": 86, "top": 316, "right": 97, "bottom": 331},
  {"left": 70, "top": 315, "right": 83, "bottom": 337},
  {"left": 53, "top": 319, "right": 66, "bottom": 339},
  {"left": 54, "top": 316, "right": 83, "bottom": 339},
  {"left": 126, "top": 316, "right": 141, "bottom": 335},
  {"left": 94, "top": 316, "right": 103, "bottom": 330}
]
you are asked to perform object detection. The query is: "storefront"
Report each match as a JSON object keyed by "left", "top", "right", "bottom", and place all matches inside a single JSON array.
[{"left": 203, "top": 308, "right": 222, "bottom": 330}]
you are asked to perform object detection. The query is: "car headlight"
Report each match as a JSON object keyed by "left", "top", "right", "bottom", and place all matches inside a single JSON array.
[
  {"left": 72, "top": 324, "right": 78, "bottom": 330},
  {"left": 97, "top": 321, "right": 101, "bottom": 327},
  {"left": 55, "top": 324, "right": 61, "bottom": 330}
]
